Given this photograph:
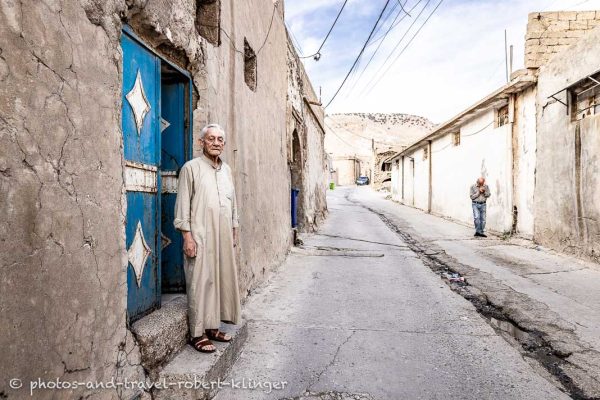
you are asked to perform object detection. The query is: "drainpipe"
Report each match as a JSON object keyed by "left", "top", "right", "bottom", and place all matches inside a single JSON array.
[
  {"left": 427, "top": 140, "right": 432, "bottom": 214},
  {"left": 509, "top": 93, "right": 518, "bottom": 234},
  {"left": 411, "top": 158, "right": 415, "bottom": 206},
  {"left": 401, "top": 156, "right": 405, "bottom": 202}
]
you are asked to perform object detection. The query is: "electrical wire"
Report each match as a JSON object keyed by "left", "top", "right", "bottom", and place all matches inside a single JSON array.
[
  {"left": 256, "top": 5, "right": 278, "bottom": 55},
  {"left": 347, "top": 1, "right": 402, "bottom": 86},
  {"left": 327, "top": 121, "right": 375, "bottom": 141},
  {"left": 326, "top": 119, "right": 394, "bottom": 144},
  {"left": 357, "top": 0, "right": 432, "bottom": 96},
  {"left": 324, "top": 0, "right": 392, "bottom": 108},
  {"left": 396, "top": 0, "right": 412, "bottom": 16},
  {"left": 430, "top": 120, "right": 494, "bottom": 153},
  {"left": 300, "top": 0, "right": 350, "bottom": 60},
  {"left": 363, "top": 0, "right": 445, "bottom": 96},
  {"left": 219, "top": 3, "right": 278, "bottom": 56},
  {"left": 462, "top": 120, "right": 494, "bottom": 137},
  {"left": 366, "top": 0, "right": 422, "bottom": 48},
  {"left": 347, "top": 0, "right": 411, "bottom": 94},
  {"left": 324, "top": 121, "right": 363, "bottom": 149},
  {"left": 286, "top": 21, "right": 306, "bottom": 56}
]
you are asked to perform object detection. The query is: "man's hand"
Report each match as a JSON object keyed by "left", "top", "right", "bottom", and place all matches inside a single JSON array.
[
  {"left": 233, "top": 228, "right": 238, "bottom": 248},
  {"left": 182, "top": 231, "right": 197, "bottom": 258},
  {"left": 479, "top": 187, "right": 485, "bottom": 193}
]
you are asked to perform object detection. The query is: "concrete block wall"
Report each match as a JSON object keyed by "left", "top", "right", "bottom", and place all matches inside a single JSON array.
[
  {"left": 535, "top": 26, "right": 600, "bottom": 263},
  {"left": 525, "top": 11, "right": 600, "bottom": 69}
]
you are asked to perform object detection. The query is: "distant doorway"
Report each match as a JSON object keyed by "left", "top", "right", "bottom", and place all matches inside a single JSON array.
[{"left": 290, "top": 129, "right": 304, "bottom": 228}]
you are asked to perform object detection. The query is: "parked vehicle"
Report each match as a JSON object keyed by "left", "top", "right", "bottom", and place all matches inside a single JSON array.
[{"left": 356, "top": 176, "right": 370, "bottom": 186}]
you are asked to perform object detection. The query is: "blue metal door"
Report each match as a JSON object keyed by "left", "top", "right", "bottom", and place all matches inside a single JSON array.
[
  {"left": 160, "top": 81, "right": 187, "bottom": 292},
  {"left": 122, "top": 31, "right": 162, "bottom": 321}
]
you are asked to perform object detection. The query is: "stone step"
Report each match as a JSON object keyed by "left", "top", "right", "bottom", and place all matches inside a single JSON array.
[
  {"left": 151, "top": 321, "right": 248, "bottom": 400},
  {"left": 131, "top": 294, "right": 189, "bottom": 375}
]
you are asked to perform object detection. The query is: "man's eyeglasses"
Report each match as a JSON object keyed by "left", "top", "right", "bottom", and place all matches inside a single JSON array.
[{"left": 203, "top": 136, "right": 225, "bottom": 145}]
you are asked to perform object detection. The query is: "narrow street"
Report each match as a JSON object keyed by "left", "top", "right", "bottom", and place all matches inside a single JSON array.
[{"left": 214, "top": 187, "right": 571, "bottom": 400}]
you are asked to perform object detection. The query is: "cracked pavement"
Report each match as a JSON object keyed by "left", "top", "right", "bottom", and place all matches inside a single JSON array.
[
  {"left": 213, "top": 188, "right": 569, "bottom": 400},
  {"left": 350, "top": 187, "right": 600, "bottom": 398}
]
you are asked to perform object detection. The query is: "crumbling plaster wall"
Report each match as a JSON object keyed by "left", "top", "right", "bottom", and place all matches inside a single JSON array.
[
  {"left": 301, "top": 107, "right": 328, "bottom": 231},
  {"left": 1, "top": 0, "right": 292, "bottom": 398},
  {"left": 286, "top": 37, "right": 327, "bottom": 232},
  {"left": 535, "top": 26, "right": 600, "bottom": 262},
  {"left": 0, "top": 1, "right": 145, "bottom": 399},
  {"left": 513, "top": 86, "right": 537, "bottom": 238},
  {"left": 198, "top": 0, "right": 291, "bottom": 291}
]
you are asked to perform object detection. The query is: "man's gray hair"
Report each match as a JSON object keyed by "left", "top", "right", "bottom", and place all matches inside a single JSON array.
[{"left": 200, "top": 123, "right": 226, "bottom": 141}]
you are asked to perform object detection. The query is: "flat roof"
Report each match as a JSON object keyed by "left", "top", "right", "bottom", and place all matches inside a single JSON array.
[{"left": 390, "top": 70, "right": 537, "bottom": 160}]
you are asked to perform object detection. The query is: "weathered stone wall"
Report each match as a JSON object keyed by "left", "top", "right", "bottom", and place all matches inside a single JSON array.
[
  {"left": 286, "top": 37, "right": 327, "bottom": 232},
  {"left": 525, "top": 11, "right": 600, "bottom": 69},
  {"left": 372, "top": 149, "right": 398, "bottom": 190},
  {"left": 0, "top": 0, "right": 304, "bottom": 398},
  {"left": 535, "top": 26, "right": 600, "bottom": 262}
]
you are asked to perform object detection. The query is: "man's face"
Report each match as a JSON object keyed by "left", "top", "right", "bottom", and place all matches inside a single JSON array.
[
  {"left": 201, "top": 128, "right": 225, "bottom": 157},
  {"left": 477, "top": 178, "right": 485, "bottom": 186}
]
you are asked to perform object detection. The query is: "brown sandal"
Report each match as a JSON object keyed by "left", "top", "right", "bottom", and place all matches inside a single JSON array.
[
  {"left": 206, "top": 329, "right": 232, "bottom": 342},
  {"left": 190, "top": 335, "right": 216, "bottom": 353}
]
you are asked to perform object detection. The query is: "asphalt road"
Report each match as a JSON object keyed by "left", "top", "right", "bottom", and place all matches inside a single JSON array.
[{"left": 214, "top": 187, "right": 569, "bottom": 400}]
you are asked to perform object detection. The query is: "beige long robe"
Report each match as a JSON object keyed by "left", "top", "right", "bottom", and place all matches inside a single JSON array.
[{"left": 174, "top": 153, "right": 241, "bottom": 337}]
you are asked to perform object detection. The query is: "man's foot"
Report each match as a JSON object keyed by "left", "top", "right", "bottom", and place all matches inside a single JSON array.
[
  {"left": 474, "top": 232, "right": 482, "bottom": 237},
  {"left": 206, "top": 329, "right": 232, "bottom": 342},
  {"left": 190, "top": 335, "right": 216, "bottom": 353},
  {"left": 480, "top": 233, "right": 487, "bottom": 238}
]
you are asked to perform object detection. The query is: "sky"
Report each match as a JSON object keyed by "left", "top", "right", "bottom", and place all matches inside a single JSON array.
[{"left": 285, "top": 0, "right": 600, "bottom": 123}]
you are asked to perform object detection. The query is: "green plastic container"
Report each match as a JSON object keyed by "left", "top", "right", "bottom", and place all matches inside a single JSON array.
[{"left": 329, "top": 182, "right": 335, "bottom": 190}]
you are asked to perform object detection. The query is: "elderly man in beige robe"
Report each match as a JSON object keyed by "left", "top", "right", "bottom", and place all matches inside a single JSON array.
[{"left": 174, "top": 123, "right": 241, "bottom": 353}]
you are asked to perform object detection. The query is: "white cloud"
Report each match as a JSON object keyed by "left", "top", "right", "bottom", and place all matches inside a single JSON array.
[{"left": 286, "top": 0, "right": 600, "bottom": 123}]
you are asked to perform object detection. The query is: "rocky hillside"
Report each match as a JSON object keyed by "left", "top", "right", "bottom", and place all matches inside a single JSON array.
[{"left": 325, "top": 112, "right": 435, "bottom": 158}]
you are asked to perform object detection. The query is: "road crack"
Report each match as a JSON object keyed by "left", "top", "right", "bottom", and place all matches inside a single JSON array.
[{"left": 345, "top": 191, "right": 600, "bottom": 400}]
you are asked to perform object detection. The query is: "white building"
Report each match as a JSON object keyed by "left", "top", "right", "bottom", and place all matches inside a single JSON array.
[
  {"left": 390, "top": 71, "right": 537, "bottom": 237},
  {"left": 391, "top": 10, "right": 600, "bottom": 256}
]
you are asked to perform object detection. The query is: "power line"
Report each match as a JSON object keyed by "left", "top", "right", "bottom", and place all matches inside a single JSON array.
[
  {"left": 357, "top": 0, "right": 432, "bottom": 96},
  {"left": 462, "top": 121, "right": 494, "bottom": 137},
  {"left": 366, "top": 0, "right": 422, "bottom": 48},
  {"left": 324, "top": 121, "right": 363, "bottom": 149},
  {"left": 286, "top": 21, "right": 306, "bottom": 56},
  {"left": 327, "top": 121, "right": 374, "bottom": 141},
  {"left": 325, "top": 119, "right": 393, "bottom": 144},
  {"left": 324, "top": 0, "right": 392, "bottom": 108},
  {"left": 364, "top": 0, "right": 445, "bottom": 96},
  {"left": 256, "top": 4, "right": 278, "bottom": 55},
  {"left": 347, "top": 1, "right": 402, "bottom": 86},
  {"left": 301, "top": 0, "right": 349, "bottom": 60},
  {"left": 347, "top": 0, "right": 411, "bottom": 94},
  {"left": 220, "top": 3, "right": 278, "bottom": 56},
  {"left": 396, "top": 0, "right": 412, "bottom": 17}
]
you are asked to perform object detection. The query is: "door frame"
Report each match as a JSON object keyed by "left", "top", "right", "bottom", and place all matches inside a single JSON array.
[{"left": 122, "top": 25, "right": 194, "bottom": 322}]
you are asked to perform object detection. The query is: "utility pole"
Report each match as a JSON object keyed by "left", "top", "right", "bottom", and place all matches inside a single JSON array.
[{"left": 504, "top": 29, "right": 509, "bottom": 83}]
